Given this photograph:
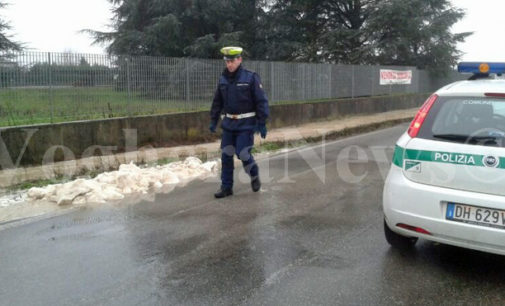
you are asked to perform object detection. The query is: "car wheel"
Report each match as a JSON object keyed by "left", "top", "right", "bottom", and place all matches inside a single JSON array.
[{"left": 384, "top": 219, "right": 418, "bottom": 249}]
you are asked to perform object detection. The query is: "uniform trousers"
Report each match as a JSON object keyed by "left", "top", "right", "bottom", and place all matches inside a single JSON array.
[{"left": 220, "top": 129, "right": 258, "bottom": 189}]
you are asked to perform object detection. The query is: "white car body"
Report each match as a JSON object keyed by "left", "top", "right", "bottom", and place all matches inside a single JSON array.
[{"left": 383, "top": 78, "right": 505, "bottom": 255}]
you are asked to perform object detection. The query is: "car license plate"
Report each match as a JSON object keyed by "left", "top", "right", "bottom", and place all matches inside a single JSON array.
[{"left": 446, "top": 203, "right": 505, "bottom": 229}]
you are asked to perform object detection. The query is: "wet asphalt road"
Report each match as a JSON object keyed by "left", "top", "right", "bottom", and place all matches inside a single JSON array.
[{"left": 2, "top": 123, "right": 505, "bottom": 306}]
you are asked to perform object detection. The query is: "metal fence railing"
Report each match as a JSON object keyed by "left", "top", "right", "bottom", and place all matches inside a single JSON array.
[{"left": 0, "top": 51, "right": 464, "bottom": 127}]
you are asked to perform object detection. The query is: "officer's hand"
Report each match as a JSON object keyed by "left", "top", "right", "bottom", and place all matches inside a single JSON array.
[
  {"left": 209, "top": 121, "right": 217, "bottom": 133},
  {"left": 257, "top": 124, "right": 267, "bottom": 139}
]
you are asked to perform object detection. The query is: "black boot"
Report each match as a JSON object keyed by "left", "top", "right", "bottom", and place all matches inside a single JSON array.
[
  {"left": 251, "top": 177, "right": 261, "bottom": 192},
  {"left": 214, "top": 188, "right": 233, "bottom": 198}
]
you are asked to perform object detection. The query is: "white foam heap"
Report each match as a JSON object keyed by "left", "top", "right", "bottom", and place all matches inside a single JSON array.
[{"left": 26, "top": 157, "right": 220, "bottom": 206}]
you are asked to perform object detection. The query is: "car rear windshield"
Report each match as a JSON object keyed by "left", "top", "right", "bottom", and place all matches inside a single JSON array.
[{"left": 418, "top": 96, "right": 505, "bottom": 147}]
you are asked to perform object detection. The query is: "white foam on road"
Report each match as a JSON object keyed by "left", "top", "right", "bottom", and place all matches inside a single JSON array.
[
  {"left": 0, "top": 192, "right": 27, "bottom": 207},
  {"left": 27, "top": 157, "right": 220, "bottom": 205},
  {"left": 0, "top": 157, "right": 220, "bottom": 223}
]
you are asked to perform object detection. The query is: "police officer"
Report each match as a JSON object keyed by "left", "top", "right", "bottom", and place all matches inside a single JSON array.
[{"left": 209, "top": 46, "right": 269, "bottom": 198}]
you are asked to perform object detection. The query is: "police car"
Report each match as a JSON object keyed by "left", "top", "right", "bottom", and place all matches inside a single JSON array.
[{"left": 383, "top": 62, "right": 505, "bottom": 255}]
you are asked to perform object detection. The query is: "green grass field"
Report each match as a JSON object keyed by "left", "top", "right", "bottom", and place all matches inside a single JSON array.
[
  {"left": 0, "top": 87, "right": 210, "bottom": 127},
  {"left": 0, "top": 87, "right": 420, "bottom": 127}
]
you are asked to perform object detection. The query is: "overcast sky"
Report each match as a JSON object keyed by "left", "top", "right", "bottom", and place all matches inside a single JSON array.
[
  {"left": 1, "top": 0, "right": 504, "bottom": 60},
  {"left": 1, "top": 0, "right": 112, "bottom": 54}
]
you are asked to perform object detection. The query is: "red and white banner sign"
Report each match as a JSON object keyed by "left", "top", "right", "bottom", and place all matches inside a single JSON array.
[{"left": 380, "top": 69, "right": 412, "bottom": 85}]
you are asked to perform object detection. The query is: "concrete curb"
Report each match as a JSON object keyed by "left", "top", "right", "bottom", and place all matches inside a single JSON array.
[
  {"left": 0, "top": 93, "right": 427, "bottom": 168},
  {"left": 0, "top": 109, "right": 416, "bottom": 190}
]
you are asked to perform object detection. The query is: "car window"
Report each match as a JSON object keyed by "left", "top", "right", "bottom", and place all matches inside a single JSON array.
[
  {"left": 418, "top": 96, "right": 505, "bottom": 147},
  {"left": 494, "top": 103, "right": 505, "bottom": 117}
]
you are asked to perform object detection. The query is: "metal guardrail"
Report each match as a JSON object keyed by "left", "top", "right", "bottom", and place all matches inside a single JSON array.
[{"left": 0, "top": 51, "right": 464, "bottom": 127}]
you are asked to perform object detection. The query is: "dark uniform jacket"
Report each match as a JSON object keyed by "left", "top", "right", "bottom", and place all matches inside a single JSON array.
[{"left": 210, "top": 65, "right": 269, "bottom": 132}]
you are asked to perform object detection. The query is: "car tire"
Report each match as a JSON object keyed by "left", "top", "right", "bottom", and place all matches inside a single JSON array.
[{"left": 384, "top": 219, "right": 418, "bottom": 249}]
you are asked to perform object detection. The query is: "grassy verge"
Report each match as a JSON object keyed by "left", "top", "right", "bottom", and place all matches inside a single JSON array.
[
  {"left": 7, "top": 177, "right": 70, "bottom": 191},
  {"left": 0, "top": 87, "right": 209, "bottom": 127},
  {"left": 254, "top": 117, "right": 412, "bottom": 155},
  {"left": 0, "top": 87, "right": 426, "bottom": 127}
]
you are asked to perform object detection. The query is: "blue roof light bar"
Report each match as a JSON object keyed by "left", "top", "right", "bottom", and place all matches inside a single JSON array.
[{"left": 458, "top": 62, "right": 505, "bottom": 74}]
